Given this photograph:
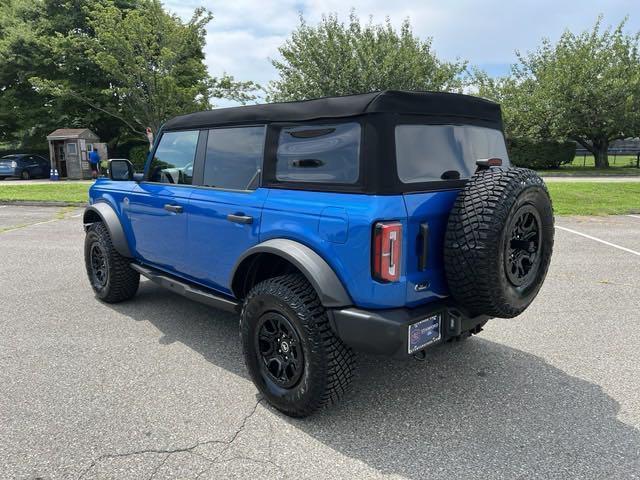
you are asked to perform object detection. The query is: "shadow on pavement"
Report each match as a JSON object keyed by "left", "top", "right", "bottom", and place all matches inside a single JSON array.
[{"left": 110, "top": 281, "right": 640, "bottom": 479}]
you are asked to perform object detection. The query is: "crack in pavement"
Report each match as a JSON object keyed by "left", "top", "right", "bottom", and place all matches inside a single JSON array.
[{"left": 76, "top": 397, "right": 275, "bottom": 480}]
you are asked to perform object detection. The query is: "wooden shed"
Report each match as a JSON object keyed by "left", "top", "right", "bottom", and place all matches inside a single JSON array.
[{"left": 46, "top": 129, "right": 107, "bottom": 179}]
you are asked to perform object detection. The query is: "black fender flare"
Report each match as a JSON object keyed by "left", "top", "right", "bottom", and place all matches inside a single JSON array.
[
  {"left": 83, "top": 202, "right": 132, "bottom": 258},
  {"left": 231, "top": 239, "right": 352, "bottom": 308}
]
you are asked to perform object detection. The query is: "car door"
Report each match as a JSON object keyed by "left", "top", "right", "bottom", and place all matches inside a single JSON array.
[
  {"left": 185, "top": 126, "right": 267, "bottom": 294},
  {"left": 23, "top": 156, "right": 42, "bottom": 177},
  {"left": 127, "top": 129, "right": 202, "bottom": 275},
  {"left": 34, "top": 156, "right": 49, "bottom": 177}
]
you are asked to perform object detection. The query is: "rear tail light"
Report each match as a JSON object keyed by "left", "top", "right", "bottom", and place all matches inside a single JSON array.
[{"left": 372, "top": 221, "right": 402, "bottom": 282}]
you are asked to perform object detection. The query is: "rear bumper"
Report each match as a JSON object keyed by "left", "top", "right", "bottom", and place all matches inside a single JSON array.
[{"left": 328, "top": 301, "right": 490, "bottom": 358}]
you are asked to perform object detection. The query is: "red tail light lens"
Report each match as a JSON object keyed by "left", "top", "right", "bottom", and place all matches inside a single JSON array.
[{"left": 372, "top": 221, "right": 402, "bottom": 282}]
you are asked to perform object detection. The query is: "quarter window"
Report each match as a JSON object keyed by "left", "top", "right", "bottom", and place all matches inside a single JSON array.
[
  {"left": 276, "top": 123, "right": 361, "bottom": 184},
  {"left": 148, "top": 130, "right": 199, "bottom": 184},
  {"left": 203, "top": 127, "right": 265, "bottom": 190},
  {"left": 395, "top": 125, "right": 509, "bottom": 183}
]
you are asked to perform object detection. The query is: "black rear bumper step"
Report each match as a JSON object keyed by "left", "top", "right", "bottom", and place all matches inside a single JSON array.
[
  {"left": 328, "top": 301, "right": 490, "bottom": 358},
  {"left": 130, "top": 263, "right": 239, "bottom": 313}
]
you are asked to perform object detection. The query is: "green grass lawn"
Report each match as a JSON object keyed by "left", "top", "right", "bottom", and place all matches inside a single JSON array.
[
  {"left": 0, "top": 180, "right": 637, "bottom": 216},
  {"left": 0, "top": 183, "right": 89, "bottom": 203},
  {"left": 546, "top": 182, "right": 640, "bottom": 215},
  {"left": 539, "top": 154, "right": 640, "bottom": 176}
]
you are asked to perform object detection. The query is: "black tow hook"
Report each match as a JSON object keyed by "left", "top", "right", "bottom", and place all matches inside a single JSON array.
[{"left": 413, "top": 350, "right": 427, "bottom": 361}]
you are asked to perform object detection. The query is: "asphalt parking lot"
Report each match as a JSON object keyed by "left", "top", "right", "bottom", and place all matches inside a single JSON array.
[{"left": 1, "top": 205, "right": 639, "bottom": 479}]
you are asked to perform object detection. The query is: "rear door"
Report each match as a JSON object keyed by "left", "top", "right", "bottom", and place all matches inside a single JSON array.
[
  {"left": 184, "top": 126, "right": 267, "bottom": 294},
  {"left": 24, "top": 156, "right": 44, "bottom": 177},
  {"left": 395, "top": 124, "right": 510, "bottom": 305},
  {"left": 34, "top": 156, "right": 50, "bottom": 177},
  {"left": 127, "top": 130, "right": 201, "bottom": 274}
]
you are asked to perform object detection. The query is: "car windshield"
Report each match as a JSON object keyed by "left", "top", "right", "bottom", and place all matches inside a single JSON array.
[{"left": 395, "top": 125, "right": 509, "bottom": 183}]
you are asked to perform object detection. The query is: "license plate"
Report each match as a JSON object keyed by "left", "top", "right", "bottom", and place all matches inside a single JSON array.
[{"left": 408, "top": 314, "right": 441, "bottom": 354}]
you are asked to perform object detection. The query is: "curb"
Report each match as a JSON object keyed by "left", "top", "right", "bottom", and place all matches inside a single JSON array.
[{"left": 0, "top": 200, "right": 87, "bottom": 207}]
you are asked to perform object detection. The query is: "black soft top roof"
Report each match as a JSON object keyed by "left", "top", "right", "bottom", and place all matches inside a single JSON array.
[{"left": 163, "top": 90, "right": 502, "bottom": 131}]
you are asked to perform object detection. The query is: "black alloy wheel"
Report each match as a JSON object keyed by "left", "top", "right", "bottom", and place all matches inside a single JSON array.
[
  {"left": 255, "top": 312, "right": 304, "bottom": 388},
  {"left": 505, "top": 205, "right": 542, "bottom": 288},
  {"left": 89, "top": 243, "right": 109, "bottom": 290}
]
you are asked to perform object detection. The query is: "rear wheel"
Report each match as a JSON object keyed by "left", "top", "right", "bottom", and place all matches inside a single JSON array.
[
  {"left": 21, "top": 170, "right": 30, "bottom": 180},
  {"left": 241, "top": 274, "right": 355, "bottom": 417},
  {"left": 84, "top": 222, "right": 139, "bottom": 303}
]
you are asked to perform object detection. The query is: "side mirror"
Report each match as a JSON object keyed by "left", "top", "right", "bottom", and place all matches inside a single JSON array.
[{"left": 108, "top": 159, "right": 134, "bottom": 181}]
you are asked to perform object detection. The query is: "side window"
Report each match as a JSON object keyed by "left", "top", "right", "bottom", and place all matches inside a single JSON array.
[
  {"left": 276, "top": 123, "right": 361, "bottom": 184},
  {"left": 203, "top": 127, "right": 265, "bottom": 190},
  {"left": 148, "top": 130, "right": 199, "bottom": 184}
]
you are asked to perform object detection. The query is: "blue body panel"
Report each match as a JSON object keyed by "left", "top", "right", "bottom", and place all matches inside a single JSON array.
[
  {"left": 127, "top": 183, "right": 192, "bottom": 274},
  {"left": 402, "top": 190, "right": 460, "bottom": 306},
  {"left": 187, "top": 187, "right": 267, "bottom": 294},
  {"left": 89, "top": 179, "right": 462, "bottom": 310}
]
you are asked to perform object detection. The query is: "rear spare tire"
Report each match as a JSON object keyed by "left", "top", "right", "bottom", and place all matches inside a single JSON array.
[{"left": 444, "top": 167, "right": 554, "bottom": 318}]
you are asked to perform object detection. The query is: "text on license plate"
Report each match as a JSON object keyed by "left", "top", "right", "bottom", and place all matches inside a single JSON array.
[{"left": 408, "top": 314, "right": 441, "bottom": 354}]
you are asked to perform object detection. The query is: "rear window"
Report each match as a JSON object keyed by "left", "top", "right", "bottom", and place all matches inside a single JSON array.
[
  {"left": 395, "top": 125, "right": 509, "bottom": 183},
  {"left": 276, "top": 123, "right": 361, "bottom": 184}
]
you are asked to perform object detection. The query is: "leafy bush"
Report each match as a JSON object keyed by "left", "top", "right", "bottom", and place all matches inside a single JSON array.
[
  {"left": 129, "top": 145, "right": 150, "bottom": 172},
  {"left": 507, "top": 138, "right": 576, "bottom": 169}
]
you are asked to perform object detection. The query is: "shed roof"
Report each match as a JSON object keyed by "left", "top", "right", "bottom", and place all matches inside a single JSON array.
[
  {"left": 162, "top": 90, "right": 503, "bottom": 131},
  {"left": 46, "top": 128, "right": 99, "bottom": 140}
]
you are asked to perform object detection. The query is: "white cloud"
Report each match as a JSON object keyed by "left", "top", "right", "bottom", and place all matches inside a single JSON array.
[{"left": 163, "top": 0, "right": 640, "bottom": 105}]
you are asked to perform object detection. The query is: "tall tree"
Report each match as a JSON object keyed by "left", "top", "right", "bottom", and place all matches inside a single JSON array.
[
  {"left": 268, "top": 12, "right": 466, "bottom": 102},
  {"left": 476, "top": 18, "right": 640, "bottom": 168},
  {"left": 32, "top": 0, "right": 258, "bottom": 137},
  {"left": 1, "top": 0, "right": 258, "bottom": 146},
  {"left": 0, "top": 0, "right": 139, "bottom": 148}
]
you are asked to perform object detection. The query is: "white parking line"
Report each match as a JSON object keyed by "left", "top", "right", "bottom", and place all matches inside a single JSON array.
[
  {"left": 626, "top": 214, "right": 640, "bottom": 220},
  {"left": 1, "top": 219, "right": 58, "bottom": 234},
  {"left": 556, "top": 226, "right": 640, "bottom": 257}
]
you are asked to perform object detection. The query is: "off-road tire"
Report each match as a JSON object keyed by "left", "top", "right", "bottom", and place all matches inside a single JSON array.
[
  {"left": 84, "top": 222, "right": 139, "bottom": 303},
  {"left": 241, "top": 274, "right": 355, "bottom": 417},
  {"left": 444, "top": 167, "right": 554, "bottom": 318}
]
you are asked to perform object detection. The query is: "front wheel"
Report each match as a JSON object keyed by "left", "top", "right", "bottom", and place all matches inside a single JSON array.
[
  {"left": 240, "top": 274, "right": 355, "bottom": 417},
  {"left": 84, "top": 222, "right": 139, "bottom": 303},
  {"left": 21, "top": 170, "right": 30, "bottom": 180}
]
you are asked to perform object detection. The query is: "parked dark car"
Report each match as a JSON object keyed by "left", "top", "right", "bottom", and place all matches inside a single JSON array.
[{"left": 0, "top": 154, "right": 50, "bottom": 180}]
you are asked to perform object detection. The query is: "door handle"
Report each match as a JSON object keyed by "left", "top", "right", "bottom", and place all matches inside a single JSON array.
[
  {"left": 227, "top": 213, "right": 253, "bottom": 224},
  {"left": 164, "top": 204, "right": 183, "bottom": 213}
]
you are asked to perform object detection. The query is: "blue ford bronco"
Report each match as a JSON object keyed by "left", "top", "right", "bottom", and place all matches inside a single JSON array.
[{"left": 84, "top": 91, "right": 554, "bottom": 417}]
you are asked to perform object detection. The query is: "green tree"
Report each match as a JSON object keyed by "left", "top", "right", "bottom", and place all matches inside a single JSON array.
[
  {"left": 0, "top": 0, "right": 139, "bottom": 148},
  {"left": 268, "top": 12, "right": 466, "bottom": 101},
  {"left": 477, "top": 18, "right": 640, "bottom": 168},
  {"left": 1, "top": 0, "right": 258, "bottom": 147},
  {"left": 33, "top": 0, "right": 258, "bottom": 137}
]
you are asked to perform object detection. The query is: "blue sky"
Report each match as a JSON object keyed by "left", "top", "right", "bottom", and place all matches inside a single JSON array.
[{"left": 163, "top": 0, "right": 639, "bottom": 105}]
